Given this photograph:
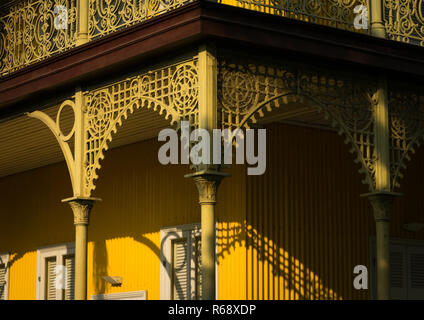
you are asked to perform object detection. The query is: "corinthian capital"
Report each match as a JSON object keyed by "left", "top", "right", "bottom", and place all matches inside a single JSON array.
[
  {"left": 62, "top": 197, "right": 101, "bottom": 226},
  {"left": 361, "top": 192, "right": 401, "bottom": 222},
  {"left": 185, "top": 170, "right": 230, "bottom": 205}
]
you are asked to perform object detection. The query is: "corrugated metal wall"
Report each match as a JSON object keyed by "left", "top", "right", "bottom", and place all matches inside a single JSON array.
[
  {"left": 1, "top": 122, "right": 424, "bottom": 299},
  {"left": 245, "top": 123, "right": 424, "bottom": 300}
]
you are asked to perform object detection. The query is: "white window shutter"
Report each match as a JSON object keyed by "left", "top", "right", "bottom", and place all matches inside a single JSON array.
[
  {"left": 46, "top": 257, "right": 57, "bottom": 300},
  {"left": 172, "top": 238, "right": 189, "bottom": 300},
  {"left": 64, "top": 255, "right": 75, "bottom": 300},
  {"left": 407, "top": 246, "right": 424, "bottom": 299},
  {"left": 0, "top": 263, "right": 6, "bottom": 300},
  {"left": 390, "top": 244, "right": 407, "bottom": 300},
  {"left": 160, "top": 224, "right": 204, "bottom": 301}
]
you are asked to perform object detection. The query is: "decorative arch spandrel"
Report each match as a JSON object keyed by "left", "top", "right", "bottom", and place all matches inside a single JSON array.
[
  {"left": 388, "top": 84, "right": 424, "bottom": 191},
  {"left": 84, "top": 59, "right": 199, "bottom": 194},
  {"left": 217, "top": 56, "right": 379, "bottom": 191}
]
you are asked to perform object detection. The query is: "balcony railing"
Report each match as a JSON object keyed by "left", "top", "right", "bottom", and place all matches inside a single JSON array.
[
  {"left": 89, "top": 0, "right": 194, "bottom": 40},
  {"left": 0, "top": 0, "right": 423, "bottom": 78},
  {"left": 383, "top": 0, "right": 424, "bottom": 46},
  {"left": 219, "top": 0, "right": 369, "bottom": 31},
  {"left": 0, "top": 0, "right": 78, "bottom": 76}
]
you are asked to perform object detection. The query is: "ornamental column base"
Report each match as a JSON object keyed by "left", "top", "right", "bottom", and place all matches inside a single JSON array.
[
  {"left": 62, "top": 197, "right": 101, "bottom": 300},
  {"left": 185, "top": 170, "right": 230, "bottom": 300},
  {"left": 361, "top": 191, "right": 401, "bottom": 300}
]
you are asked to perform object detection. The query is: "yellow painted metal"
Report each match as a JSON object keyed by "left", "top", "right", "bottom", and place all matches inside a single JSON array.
[
  {"left": 364, "top": 77, "right": 393, "bottom": 300},
  {"left": 220, "top": 0, "right": 368, "bottom": 32},
  {"left": 0, "top": 0, "right": 78, "bottom": 76},
  {"left": 76, "top": 0, "right": 89, "bottom": 45},
  {"left": 88, "top": 0, "right": 194, "bottom": 40},
  {"left": 0, "top": 0, "right": 373, "bottom": 78},
  {"left": 383, "top": 0, "right": 424, "bottom": 46},
  {"left": 370, "top": 0, "right": 386, "bottom": 38},
  {"left": 1, "top": 124, "right": 424, "bottom": 300}
]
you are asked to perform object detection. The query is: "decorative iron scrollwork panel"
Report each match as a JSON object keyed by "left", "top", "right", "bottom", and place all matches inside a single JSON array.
[
  {"left": 220, "top": 0, "right": 368, "bottom": 31},
  {"left": 84, "top": 59, "right": 199, "bottom": 193},
  {"left": 0, "top": 0, "right": 77, "bottom": 76},
  {"left": 89, "top": 0, "right": 194, "bottom": 40},
  {"left": 384, "top": 0, "right": 424, "bottom": 47},
  {"left": 388, "top": 85, "right": 424, "bottom": 190},
  {"left": 218, "top": 56, "right": 378, "bottom": 190}
]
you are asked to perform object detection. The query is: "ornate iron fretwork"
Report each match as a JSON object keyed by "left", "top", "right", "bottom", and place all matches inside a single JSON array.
[
  {"left": 388, "top": 85, "right": 424, "bottom": 190},
  {"left": 28, "top": 58, "right": 199, "bottom": 197},
  {"left": 0, "top": 0, "right": 77, "bottom": 76},
  {"left": 84, "top": 59, "right": 199, "bottom": 193},
  {"left": 0, "top": 0, "right": 374, "bottom": 77},
  {"left": 384, "top": 0, "right": 424, "bottom": 46},
  {"left": 218, "top": 57, "right": 378, "bottom": 191},
  {"left": 88, "top": 0, "right": 194, "bottom": 40},
  {"left": 220, "top": 0, "right": 368, "bottom": 31}
]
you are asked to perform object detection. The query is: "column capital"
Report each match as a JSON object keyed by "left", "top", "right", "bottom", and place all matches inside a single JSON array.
[
  {"left": 185, "top": 170, "right": 230, "bottom": 205},
  {"left": 361, "top": 191, "right": 401, "bottom": 222},
  {"left": 62, "top": 197, "right": 101, "bottom": 225}
]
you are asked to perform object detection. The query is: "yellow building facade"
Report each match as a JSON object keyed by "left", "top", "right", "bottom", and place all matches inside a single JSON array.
[
  {"left": 2, "top": 122, "right": 424, "bottom": 300},
  {"left": 1, "top": 0, "right": 424, "bottom": 300}
]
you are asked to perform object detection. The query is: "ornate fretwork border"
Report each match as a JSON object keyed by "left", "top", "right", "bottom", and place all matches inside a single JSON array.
[
  {"left": 88, "top": 0, "right": 194, "bottom": 40},
  {"left": 388, "top": 84, "right": 424, "bottom": 190},
  {"left": 218, "top": 57, "right": 378, "bottom": 191},
  {"left": 223, "top": 0, "right": 368, "bottom": 32},
  {"left": 0, "top": 0, "right": 77, "bottom": 76},
  {"left": 84, "top": 59, "right": 199, "bottom": 193},
  {"left": 384, "top": 0, "right": 424, "bottom": 47}
]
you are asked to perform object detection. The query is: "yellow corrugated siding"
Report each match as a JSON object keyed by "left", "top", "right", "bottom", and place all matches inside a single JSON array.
[
  {"left": 1, "top": 123, "right": 424, "bottom": 300},
  {"left": 87, "top": 138, "right": 247, "bottom": 299},
  {"left": 0, "top": 161, "right": 73, "bottom": 299},
  {"left": 246, "top": 123, "right": 372, "bottom": 299},
  {"left": 245, "top": 123, "right": 424, "bottom": 300}
]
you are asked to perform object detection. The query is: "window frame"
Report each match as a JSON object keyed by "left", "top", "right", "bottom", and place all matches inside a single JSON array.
[
  {"left": 369, "top": 237, "right": 424, "bottom": 300},
  {"left": 36, "top": 242, "right": 75, "bottom": 300},
  {"left": 90, "top": 290, "right": 147, "bottom": 300},
  {"left": 0, "top": 252, "right": 10, "bottom": 300},
  {"left": 160, "top": 223, "right": 218, "bottom": 300}
]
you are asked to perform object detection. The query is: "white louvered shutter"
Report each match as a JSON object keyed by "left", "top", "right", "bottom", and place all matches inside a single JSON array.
[
  {"left": 172, "top": 238, "right": 188, "bottom": 300},
  {"left": 64, "top": 255, "right": 75, "bottom": 300},
  {"left": 46, "top": 257, "right": 57, "bottom": 300},
  {"left": 390, "top": 245, "right": 407, "bottom": 300},
  {"left": 0, "top": 263, "right": 6, "bottom": 300},
  {"left": 194, "top": 236, "right": 202, "bottom": 300},
  {"left": 407, "top": 246, "right": 424, "bottom": 299}
]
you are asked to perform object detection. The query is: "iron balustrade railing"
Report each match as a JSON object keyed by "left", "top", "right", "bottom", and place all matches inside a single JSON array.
[
  {"left": 88, "top": 0, "right": 195, "bottom": 40},
  {"left": 0, "top": 0, "right": 424, "bottom": 78},
  {"left": 218, "top": 0, "right": 369, "bottom": 31},
  {"left": 0, "top": 0, "right": 78, "bottom": 76},
  {"left": 383, "top": 0, "right": 424, "bottom": 46}
]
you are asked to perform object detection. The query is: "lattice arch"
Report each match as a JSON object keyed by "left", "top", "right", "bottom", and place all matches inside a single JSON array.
[
  {"left": 388, "top": 84, "right": 424, "bottom": 191},
  {"left": 217, "top": 58, "right": 379, "bottom": 191},
  {"left": 84, "top": 59, "right": 199, "bottom": 194}
]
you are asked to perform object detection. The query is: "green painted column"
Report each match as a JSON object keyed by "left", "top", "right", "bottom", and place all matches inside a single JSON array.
[
  {"left": 63, "top": 197, "right": 100, "bottom": 300},
  {"left": 77, "top": 0, "right": 89, "bottom": 45},
  {"left": 186, "top": 171, "right": 228, "bottom": 300},
  {"left": 361, "top": 78, "right": 399, "bottom": 300},
  {"left": 366, "top": 192, "right": 396, "bottom": 300}
]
